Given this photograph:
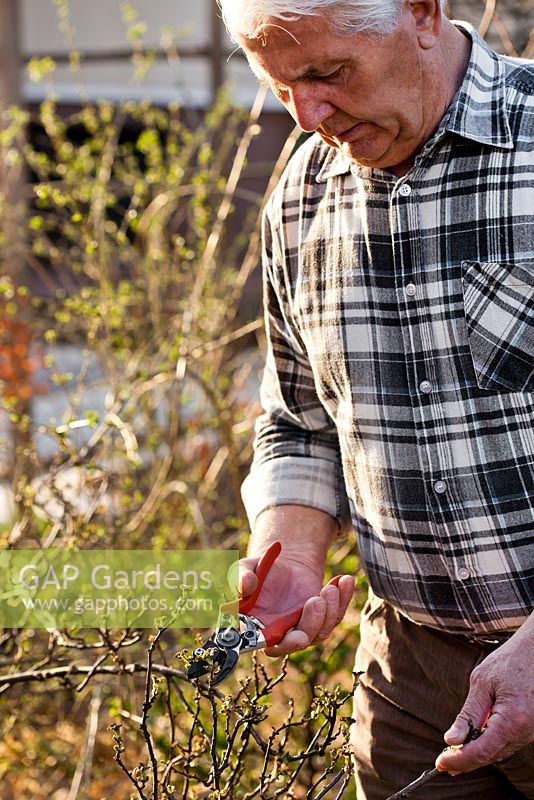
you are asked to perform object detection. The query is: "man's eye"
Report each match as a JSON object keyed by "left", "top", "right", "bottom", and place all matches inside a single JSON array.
[
  {"left": 318, "top": 67, "right": 343, "bottom": 81},
  {"left": 268, "top": 66, "right": 344, "bottom": 101}
]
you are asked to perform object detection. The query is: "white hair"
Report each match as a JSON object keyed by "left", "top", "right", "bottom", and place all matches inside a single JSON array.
[{"left": 220, "top": 0, "right": 448, "bottom": 42}]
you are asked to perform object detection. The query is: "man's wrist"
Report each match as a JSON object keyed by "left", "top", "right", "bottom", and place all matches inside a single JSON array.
[{"left": 248, "top": 504, "right": 338, "bottom": 566}]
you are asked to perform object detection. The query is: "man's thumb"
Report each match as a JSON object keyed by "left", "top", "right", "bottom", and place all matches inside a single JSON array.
[
  {"left": 238, "top": 559, "right": 259, "bottom": 597},
  {"left": 444, "top": 685, "right": 492, "bottom": 745}
]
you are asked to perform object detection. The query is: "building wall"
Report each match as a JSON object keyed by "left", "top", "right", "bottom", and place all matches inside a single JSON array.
[{"left": 19, "top": 0, "right": 280, "bottom": 108}]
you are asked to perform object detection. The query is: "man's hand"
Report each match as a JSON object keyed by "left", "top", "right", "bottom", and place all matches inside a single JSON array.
[
  {"left": 436, "top": 615, "right": 534, "bottom": 775},
  {"left": 239, "top": 550, "right": 354, "bottom": 656},
  {"left": 241, "top": 504, "right": 354, "bottom": 657}
]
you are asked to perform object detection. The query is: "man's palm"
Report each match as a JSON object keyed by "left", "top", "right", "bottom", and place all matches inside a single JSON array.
[{"left": 241, "top": 557, "right": 323, "bottom": 625}]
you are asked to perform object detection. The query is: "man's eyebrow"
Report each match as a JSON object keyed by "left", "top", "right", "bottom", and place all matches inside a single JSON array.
[{"left": 255, "top": 61, "right": 345, "bottom": 86}]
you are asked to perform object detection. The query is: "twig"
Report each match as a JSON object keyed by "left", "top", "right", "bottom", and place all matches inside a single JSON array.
[
  {"left": 0, "top": 661, "right": 189, "bottom": 688},
  {"left": 190, "top": 319, "right": 264, "bottom": 359},
  {"left": 140, "top": 630, "right": 165, "bottom": 800},
  {"left": 386, "top": 715, "right": 490, "bottom": 799},
  {"left": 477, "top": 0, "right": 496, "bottom": 39},
  {"left": 522, "top": 29, "right": 534, "bottom": 59},
  {"left": 75, "top": 651, "right": 109, "bottom": 693},
  {"left": 313, "top": 769, "right": 344, "bottom": 800},
  {"left": 492, "top": 12, "right": 519, "bottom": 57},
  {"left": 217, "top": 124, "right": 302, "bottom": 333},
  {"left": 175, "top": 85, "right": 267, "bottom": 383},
  {"left": 208, "top": 691, "right": 222, "bottom": 790},
  {"left": 67, "top": 682, "right": 102, "bottom": 800},
  {"left": 384, "top": 768, "right": 440, "bottom": 800},
  {"left": 110, "top": 722, "right": 149, "bottom": 800},
  {"left": 334, "top": 770, "right": 353, "bottom": 800}
]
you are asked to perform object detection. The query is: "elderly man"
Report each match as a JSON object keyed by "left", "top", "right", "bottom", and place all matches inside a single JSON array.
[{"left": 219, "top": 0, "right": 534, "bottom": 797}]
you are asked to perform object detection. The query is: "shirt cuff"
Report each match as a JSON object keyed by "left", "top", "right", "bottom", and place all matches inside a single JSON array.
[{"left": 241, "top": 455, "right": 350, "bottom": 530}]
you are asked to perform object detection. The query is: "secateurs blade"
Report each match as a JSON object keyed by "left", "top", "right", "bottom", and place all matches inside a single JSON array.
[{"left": 187, "top": 540, "right": 341, "bottom": 686}]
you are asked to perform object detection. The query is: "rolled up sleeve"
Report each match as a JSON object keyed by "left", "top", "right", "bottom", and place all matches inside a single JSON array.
[{"left": 242, "top": 206, "right": 350, "bottom": 530}]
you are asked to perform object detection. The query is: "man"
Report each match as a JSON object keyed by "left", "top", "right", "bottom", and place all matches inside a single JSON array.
[{"left": 218, "top": 0, "right": 534, "bottom": 797}]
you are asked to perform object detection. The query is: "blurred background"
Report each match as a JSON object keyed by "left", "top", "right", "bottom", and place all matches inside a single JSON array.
[
  {"left": 3, "top": 0, "right": 533, "bottom": 108},
  {"left": 1, "top": 0, "right": 532, "bottom": 307}
]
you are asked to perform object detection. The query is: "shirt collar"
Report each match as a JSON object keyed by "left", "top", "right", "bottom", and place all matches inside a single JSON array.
[
  {"left": 316, "top": 22, "right": 513, "bottom": 184},
  {"left": 444, "top": 22, "right": 513, "bottom": 149},
  {"left": 315, "top": 145, "right": 353, "bottom": 183}
]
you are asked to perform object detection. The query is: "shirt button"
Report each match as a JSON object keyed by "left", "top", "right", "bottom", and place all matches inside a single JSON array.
[
  {"left": 399, "top": 183, "right": 412, "bottom": 196},
  {"left": 419, "top": 380, "right": 433, "bottom": 394},
  {"left": 433, "top": 480, "right": 448, "bottom": 494},
  {"left": 456, "top": 567, "right": 470, "bottom": 581},
  {"left": 405, "top": 283, "right": 416, "bottom": 297}
]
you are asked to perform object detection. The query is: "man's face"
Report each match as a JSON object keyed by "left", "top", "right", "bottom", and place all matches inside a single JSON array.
[{"left": 239, "top": 4, "right": 443, "bottom": 171}]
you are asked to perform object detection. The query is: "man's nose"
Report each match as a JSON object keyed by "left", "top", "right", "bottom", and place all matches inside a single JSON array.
[{"left": 288, "top": 84, "right": 336, "bottom": 133}]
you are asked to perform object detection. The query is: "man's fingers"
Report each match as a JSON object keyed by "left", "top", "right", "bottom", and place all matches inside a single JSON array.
[
  {"left": 436, "top": 670, "right": 497, "bottom": 773},
  {"left": 290, "top": 594, "right": 327, "bottom": 645},
  {"left": 436, "top": 710, "right": 517, "bottom": 773},
  {"left": 338, "top": 574, "right": 355, "bottom": 611},
  {"left": 265, "top": 595, "right": 327, "bottom": 656},
  {"left": 238, "top": 558, "right": 259, "bottom": 597},
  {"left": 265, "top": 629, "right": 310, "bottom": 656},
  {"left": 443, "top": 678, "right": 493, "bottom": 745},
  {"left": 443, "top": 713, "right": 480, "bottom": 746},
  {"left": 238, "top": 568, "right": 258, "bottom": 597},
  {"left": 315, "top": 575, "right": 355, "bottom": 641},
  {"left": 238, "top": 568, "right": 354, "bottom": 655},
  {"left": 315, "top": 583, "right": 340, "bottom": 640},
  {"left": 437, "top": 724, "right": 497, "bottom": 772},
  {"left": 265, "top": 574, "right": 354, "bottom": 654}
]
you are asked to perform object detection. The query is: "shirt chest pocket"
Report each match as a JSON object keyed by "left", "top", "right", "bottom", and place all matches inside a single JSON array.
[{"left": 461, "top": 260, "right": 534, "bottom": 393}]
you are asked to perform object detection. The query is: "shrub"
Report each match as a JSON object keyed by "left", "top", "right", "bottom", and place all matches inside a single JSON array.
[{"left": 0, "top": 91, "right": 361, "bottom": 799}]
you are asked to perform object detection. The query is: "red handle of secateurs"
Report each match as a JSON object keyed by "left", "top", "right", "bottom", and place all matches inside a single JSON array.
[
  {"left": 481, "top": 707, "right": 492, "bottom": 729},
  {"left": 240, "top": 541, "right": 343, "bottom": 647},
  {"left": 239, "top": 541, "right": 282, "bottom": 614}
]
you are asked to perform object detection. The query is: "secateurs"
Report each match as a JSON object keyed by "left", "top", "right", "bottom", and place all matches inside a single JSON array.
[{"left": 187, "top": 540, "right": 341, "bottom": 686}]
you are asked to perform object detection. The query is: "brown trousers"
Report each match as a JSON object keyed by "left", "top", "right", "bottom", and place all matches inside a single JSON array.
[{"left": 351, "top": 591, "right": 534, "bottom": 800}]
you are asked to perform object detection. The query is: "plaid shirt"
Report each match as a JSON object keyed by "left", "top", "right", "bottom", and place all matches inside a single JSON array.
[{"left": 242, "top": 25, "right": 534, "bottom": 634}]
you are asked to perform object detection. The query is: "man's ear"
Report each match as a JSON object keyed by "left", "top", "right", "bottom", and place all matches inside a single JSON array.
[{"left": 408, "top": 0, "right": 442, "bottom": 49}]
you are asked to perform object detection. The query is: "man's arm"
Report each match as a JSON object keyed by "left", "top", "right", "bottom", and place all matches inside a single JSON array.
[
  {"left": 238, "top": 177, "right": 353, "bottom": 655},
  {"left": 436, "top": 612, "right": 534, "bottom": 774},
  {"left": 241, "top": 200, "right": 351, "bottom": 531},
  {"left": 240, "top": 504, "right": 354, "bottom": 656}
]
